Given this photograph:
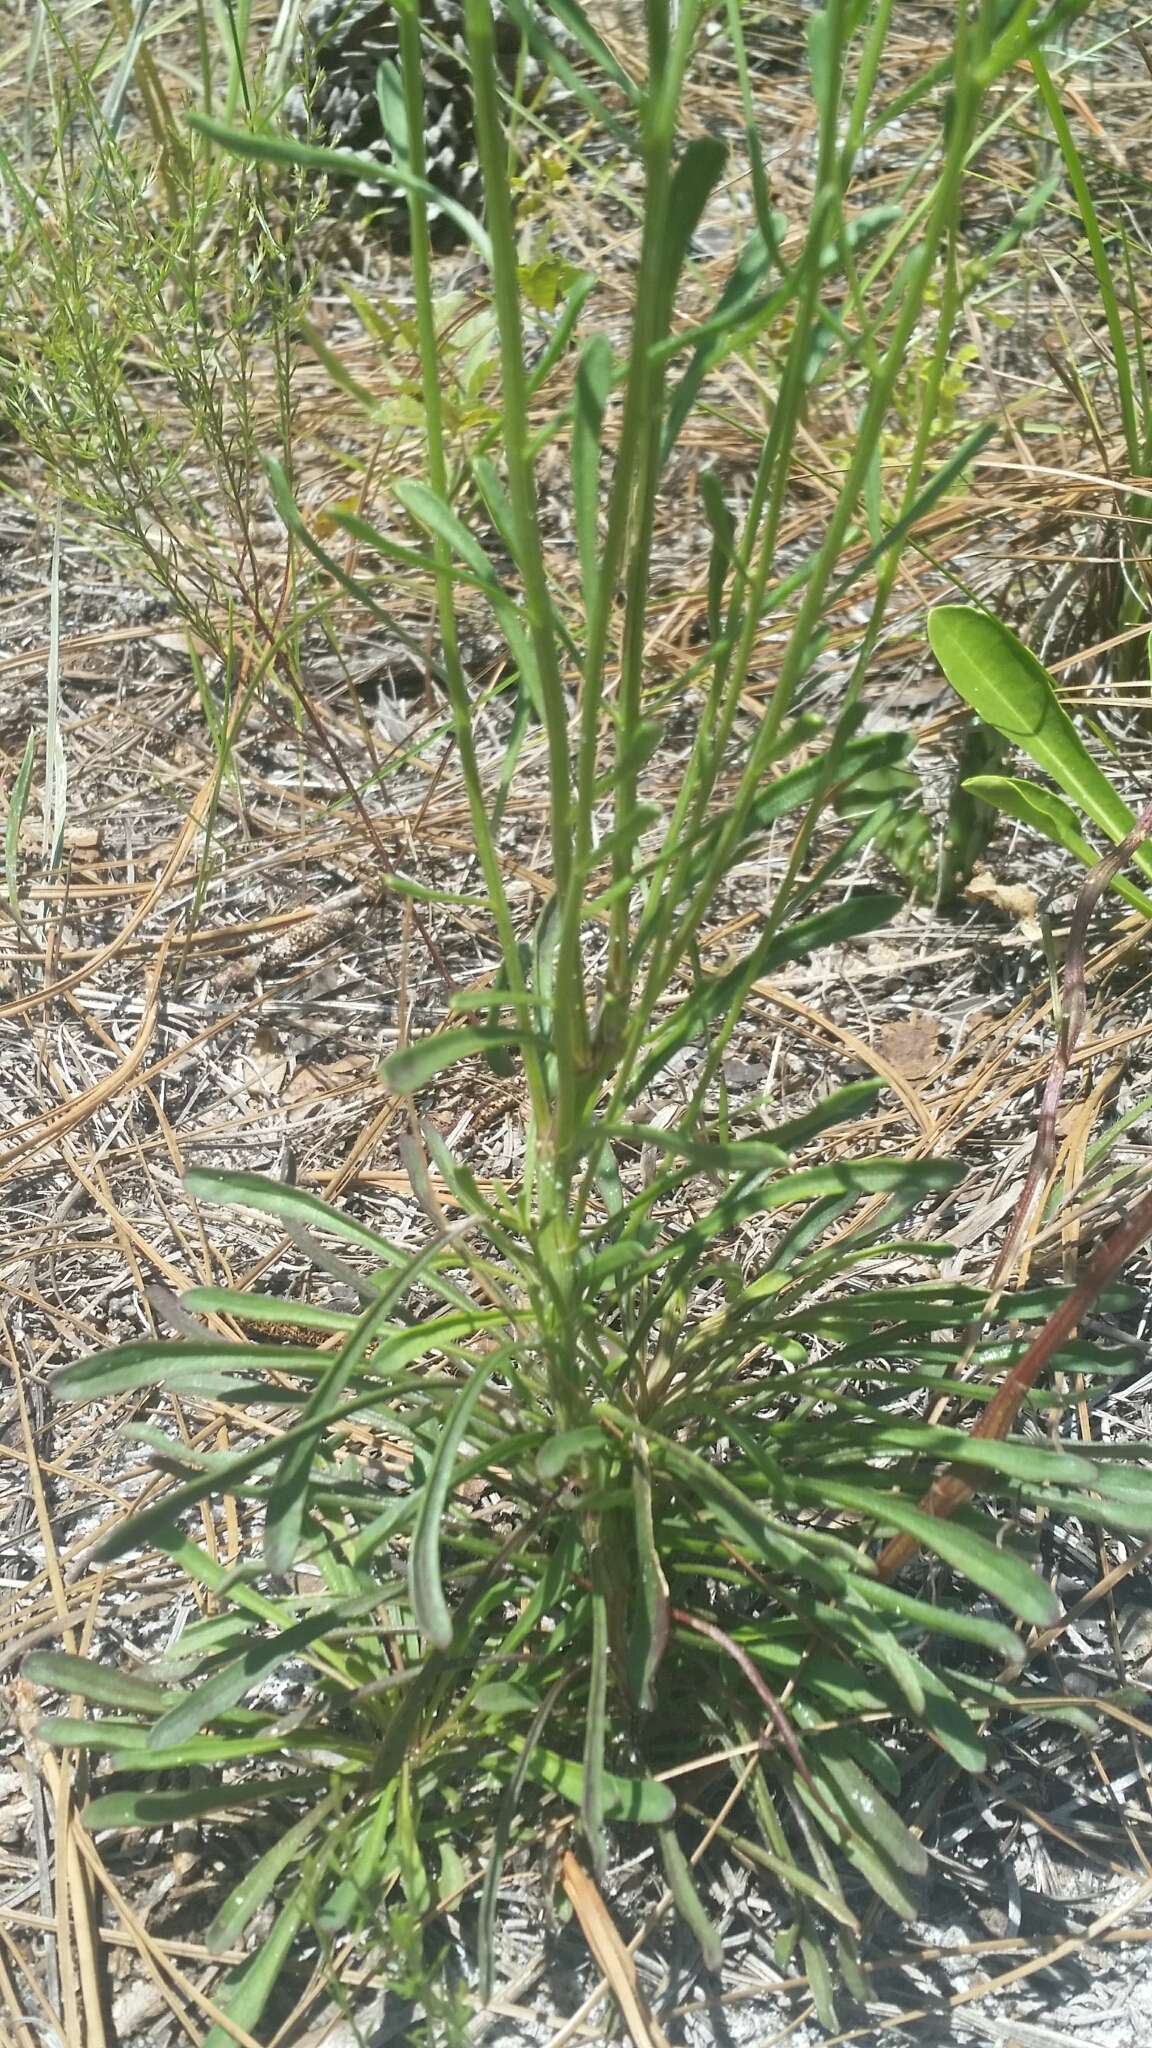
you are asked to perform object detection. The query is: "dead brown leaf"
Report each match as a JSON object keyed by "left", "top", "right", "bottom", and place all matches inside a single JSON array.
[
  {"left": 965, "top": 865, "right": 1042, "bottom": 939},
  {"left": 873, "top": 1010, "right": 944, "bottom": 1081}
]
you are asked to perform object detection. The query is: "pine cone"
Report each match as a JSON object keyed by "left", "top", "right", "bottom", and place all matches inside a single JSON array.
[{"left": 284, "top": 0, "right": 564, "bottom": 234}]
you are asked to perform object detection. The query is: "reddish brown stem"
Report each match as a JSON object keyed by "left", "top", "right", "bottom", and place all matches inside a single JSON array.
[
  {"left": 985, "top": 799, "right": 1152, "bottom": 1295},
  {"left": 877, "top": 1175, "right": 1152, "bottom": 1580},
  {"left": 877, "top": 806, "right": 1152, "bottom": 1584},
  {"left": 670, "top": 1606, "right": 813, "bottom": 1788}
]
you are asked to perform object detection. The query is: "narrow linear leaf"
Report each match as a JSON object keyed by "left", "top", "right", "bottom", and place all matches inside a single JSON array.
[
  {"left": 582, "top": 1579, "right": 610, "bottom": 1877},
  {"left": 262, "top": 1230, "right": 472, "bottom": 1574},
  {"left": 851, "top": 1579, "right": 1022, "bottom": 1667},
  {"left": 395, "top": 479, "right": 499, "bottom": 585},
  {"left": 38, "top": 1722, "right": 357, "bottom": 1769},
  {"left": 24, "top": 1653, "right": 177, "bottom": 1713},
  {"left": 963, "top": 774, "right": 1152, "bottom": 917},
  {"left": 184, "top": 1167, "right": 400, "bottom": 1259},
  {"left": 517, "top": 1741, "right": 675, "bottom": 1824},
  {"left": 572, "top": 334, "right": 613, "bottom": 602},
  {"left": 383, "top": 1026, "right": 535, "bottom": 1094},
  {"left": 478, "top": 1673, "right": 570, "bottom": 1999},
  {"left": 179, "top": 1290, "right": 358, "bottom": 1334},
  {"left": 148, "top": 1608, "right": 350, "bottom": 1749},
  {"left": 200, "top": 1894, "right": 309, "bottom": 2048},
  {"left": 629, "top": 1441, "right": 670, "bottom": 1714},
  {"left": 817, "top": 1750, "right": 927, "bottom": 1878},
  {"left": 699, "top": 469, "right": 737, "bottom": 640},
  {"left": 497, "top": 0, "right": 641, "bottom": 117},
  {"left": 5, "top": 729, "right": 35, "bottom": 919},
  {"left": 652, "top": 136, "right": 728, "bottom": 329},
  {"left": 688, "top": 1806, "right": 858, "bottom": 1928},
  {"left": 808, "top": 1480, "right": 1060, "bottom": 1626},
  {"left": 206, "top": 1796, "right": 337, "bottom": 1953},
  {"left": 188, "top": 112, "right": 492, "bottom": 256},
  {"left": 54, "top": 1340, "right": 318, "bottom": 1402},
  {"left": 638, "top": 893, "right": 903, "bottom": 1091},
  {"left": 86, "top": 1778, "right": 312, "bottom": 1828},
  {"left": 409, "top": 1363, "right": 495, "bottom": 1649},
  {"left": 658, "top": 1824, "right": 723, "bottom": 1973}
]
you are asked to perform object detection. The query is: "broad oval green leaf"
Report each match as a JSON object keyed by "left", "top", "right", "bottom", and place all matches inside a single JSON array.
[
  {"left": 537, "top": 1425, "right": 605, "bottom": 1480},
  {"left": 472, "top": 1682, "right": 537, "bottom": 1715},
  {"left": 928, "top": 607, "right": 1152, "bottom": 882}
]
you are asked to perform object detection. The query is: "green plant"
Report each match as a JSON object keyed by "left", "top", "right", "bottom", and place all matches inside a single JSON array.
[
  {"left": 0, "top": 1, "right": 320, "bottom": 703},
  {"left": 929, "top": 603, "right": 1152, "bottom": 915},
  {"left": 23, "top": 3, "right": 1152, "bottom": 2042}
]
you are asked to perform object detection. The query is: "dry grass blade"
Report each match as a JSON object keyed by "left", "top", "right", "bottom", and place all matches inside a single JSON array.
[
  {"left": 5, "top": 1324, "right": 108, "bottom": 2046},
  {"left": 0, "top": 928, "right": 171, "bottom": 1173},
  {"left": 559, "top": 1850, "right": 671, "bottom": 2048}
]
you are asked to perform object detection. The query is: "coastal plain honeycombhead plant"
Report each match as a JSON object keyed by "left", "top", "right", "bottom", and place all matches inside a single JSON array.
[{"left": 14, "top": 1, "right": 1152, "bottom": 2040}]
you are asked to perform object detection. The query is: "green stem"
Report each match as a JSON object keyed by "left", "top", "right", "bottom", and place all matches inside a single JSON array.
[
  {"left": 396, "top": 0, "right": 548, "bottom": 1132},
  {"left": 464, "top": 0, "right": 584, "bottom": 1161},
  {"left": 590, "top": 0, "right": 989, "bottom": 1157}
]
